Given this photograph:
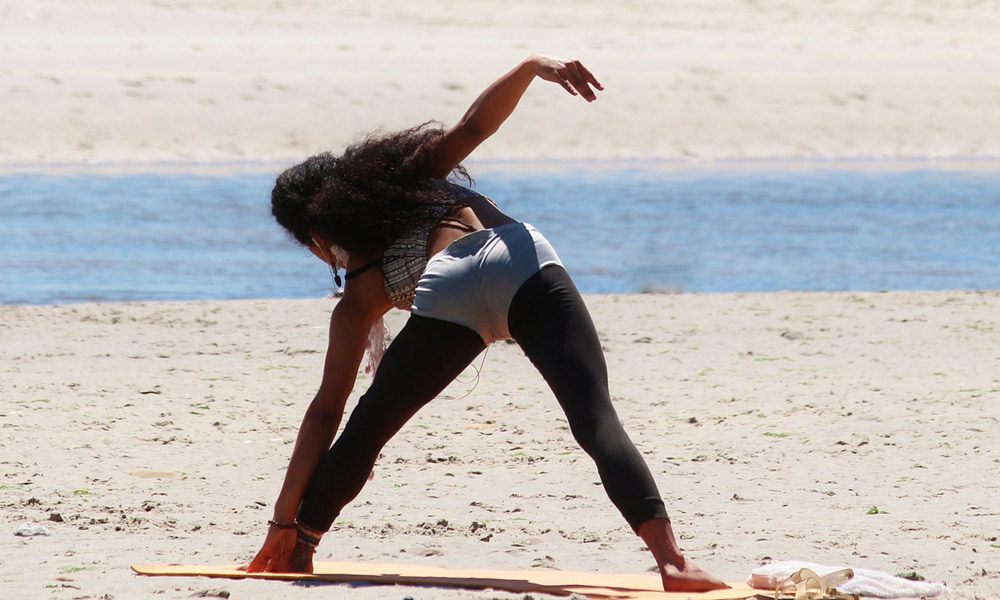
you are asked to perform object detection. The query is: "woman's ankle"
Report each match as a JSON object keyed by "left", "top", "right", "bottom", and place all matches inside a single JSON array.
[
  {"left": 288, "top": 541, "right": 315, "bottom": 573},
  {"left": 637, "top": 518, "right": 685, "bottom": 567}
]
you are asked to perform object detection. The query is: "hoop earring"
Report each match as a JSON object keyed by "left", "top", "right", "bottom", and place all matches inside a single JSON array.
[{"left": 311, "top": 236, "right": 342, "bottom": 290}]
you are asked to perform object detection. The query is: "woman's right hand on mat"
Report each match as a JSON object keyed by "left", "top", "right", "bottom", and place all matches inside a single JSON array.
[{"left": 244, "top": 526, "right": 299, "bottom": 573}]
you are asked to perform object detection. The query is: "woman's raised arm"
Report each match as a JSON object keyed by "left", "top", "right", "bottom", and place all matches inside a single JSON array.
[{"left": 425, "top": 54, "right": 603, "bottom": 177}]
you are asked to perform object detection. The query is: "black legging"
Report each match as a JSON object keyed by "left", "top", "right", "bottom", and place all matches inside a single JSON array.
[{"left": 296, "top": 265, "right": 668, "bottom": 534}]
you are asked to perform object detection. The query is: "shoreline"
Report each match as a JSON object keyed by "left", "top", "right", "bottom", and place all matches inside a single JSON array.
[
  {"left": 6, "top": 287, "right": 1000, "bottom": 310},
  {"left": 3, "top": 157, "right": 1000, "bottom": 177}
]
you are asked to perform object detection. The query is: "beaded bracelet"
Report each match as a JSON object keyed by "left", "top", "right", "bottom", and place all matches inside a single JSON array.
[{"left": 267, "top": 519, "right": 297, "bottom": 530}]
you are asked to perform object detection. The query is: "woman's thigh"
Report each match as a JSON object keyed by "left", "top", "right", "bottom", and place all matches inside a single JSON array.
[
  {"left": 506, "top": 265, "right": 611, "bottom": 425},
  {"left": 351, "top": 314, "right": 488, "bottom": 440},
  {"left": 297, "top": 314, "right": 486, "bottom": 531}
]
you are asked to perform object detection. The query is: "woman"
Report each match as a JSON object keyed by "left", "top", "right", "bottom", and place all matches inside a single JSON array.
[{"left": 246, "top": 54, "right": 728, "bottom": 593}]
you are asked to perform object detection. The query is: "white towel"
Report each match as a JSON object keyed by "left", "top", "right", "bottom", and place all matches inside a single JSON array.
[{"left": 749, "top": 560, "right": 949, "bottom": 598}]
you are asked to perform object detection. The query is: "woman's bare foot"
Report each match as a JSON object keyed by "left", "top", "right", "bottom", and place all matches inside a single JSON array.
[
  {"left": 287, "top": 541, "right": 315, "bottom": 573},
  {"left": 637, "top": 518, "right": 730, "bottom": 592},
  {"left": 658, "top": 556, "right": 730, "bottom": 592}
]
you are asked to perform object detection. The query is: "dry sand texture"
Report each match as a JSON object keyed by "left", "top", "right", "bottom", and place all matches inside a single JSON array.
[
  {"left": 2, "top": 292, "right": 999, "bottom": 599},
  {"left": 2, "top": 0, "right": 1000, "bottom": 166}
]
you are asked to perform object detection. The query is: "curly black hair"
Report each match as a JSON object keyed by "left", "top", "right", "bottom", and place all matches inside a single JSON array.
[{"left": 271, "top": 122, "right": 472, "bottom": 256}]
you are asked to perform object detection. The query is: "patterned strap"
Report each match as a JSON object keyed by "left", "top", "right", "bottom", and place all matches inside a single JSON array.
[{"left": 380, "top": 182, "right": 486, "bottom": 310}]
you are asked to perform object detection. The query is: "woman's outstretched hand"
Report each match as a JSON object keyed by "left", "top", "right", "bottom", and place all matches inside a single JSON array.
[
  {"left": 529, "top": 54, "right": 604, "bottom": 102},
  {"left": 423, "top": 52, "right": 604, "bottom": 176},
  {"left": 243, "top": 525, "right": 299, "bottom": 573}
]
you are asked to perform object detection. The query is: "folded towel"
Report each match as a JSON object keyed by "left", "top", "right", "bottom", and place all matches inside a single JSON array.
[{"left": 749, "top": 561, "right": 949, "bottom": 598}]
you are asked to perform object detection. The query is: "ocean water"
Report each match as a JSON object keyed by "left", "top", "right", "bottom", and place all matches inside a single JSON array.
[{"left": 1, "top": 165, "right": 999, "bottom": 305}]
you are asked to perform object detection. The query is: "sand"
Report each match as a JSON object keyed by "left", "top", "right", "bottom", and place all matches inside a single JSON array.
[
  {"left": 3, "top": 1, "right": 999, "bottom": 599},
  {"left": 3, "top": 0, "right": 1000, "bottom": 167},
  {"left": 2, "top": 292, "right": 999, "bottom": 599}
]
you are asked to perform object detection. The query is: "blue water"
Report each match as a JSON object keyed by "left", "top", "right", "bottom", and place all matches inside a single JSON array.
[{"left": 2, "top": 165, "right": 999, "bottom": 305}]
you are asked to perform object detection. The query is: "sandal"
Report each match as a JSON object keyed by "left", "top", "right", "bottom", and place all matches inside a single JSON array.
[{"left": 758, "top": 567, "right": 859, "bottom": 600}]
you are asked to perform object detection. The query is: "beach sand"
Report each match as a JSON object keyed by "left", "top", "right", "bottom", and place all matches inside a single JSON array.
[
  {"left": 3, "top": 1, "right": 1000, "bottom": 598},
  {"left": 2, "top": 293, "right": 999, "bottom": 599},
  {"left": 3, "top": 0, "right": 1000, "bottom": 166}
]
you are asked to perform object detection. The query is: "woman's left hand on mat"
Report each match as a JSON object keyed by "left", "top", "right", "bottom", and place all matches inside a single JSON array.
[{"left": 244, "top": 526, "right": 299, "bottom": 573}]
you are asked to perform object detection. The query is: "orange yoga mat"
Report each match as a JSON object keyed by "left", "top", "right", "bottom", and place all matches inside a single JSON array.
[{"left": 131, "top": 561, "right": 758, "bottom": 599}]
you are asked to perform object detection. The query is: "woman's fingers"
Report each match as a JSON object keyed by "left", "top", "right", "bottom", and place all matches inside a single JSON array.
[
  {"left": 563, "top": 61, "right": 599, "bottom": 101},
  {"left": 542, "top": 58, "right": 602, "bottom": 102},
  {"left": 549, "top": 68, "right": 578, "bottom": 96},
  {"left": 246, "top": 545, "right": 279, "bottom": 573},
  {"left": 245, "top": 528, "right": 298, "bottom": 573},
  {"left": 531, "top": 54, "right": 603, "bottom": 101},
  {"left": 245, "top": 551, "right": 269, "bottom": 573},
  {"left": 576, "top": 61, "right": 604, "bottom": 91},
  {"left": 245, "top": 554, "right": 261, "bottom": 572}
]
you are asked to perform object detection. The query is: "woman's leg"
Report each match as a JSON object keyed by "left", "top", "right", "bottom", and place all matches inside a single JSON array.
[
  {"left": 507, "top": 265, "right": 668, "bottom": 531},
  {"left": 296, "top": 314, "right": 486, "bottom": 534},
  {"left": 507, "top": 266, "right": 727, "bottom": 592}
]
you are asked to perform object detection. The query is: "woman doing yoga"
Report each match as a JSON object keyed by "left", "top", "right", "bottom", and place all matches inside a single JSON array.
[{"left": 246, "top": 54, "right": 727, "bottom": 593}]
